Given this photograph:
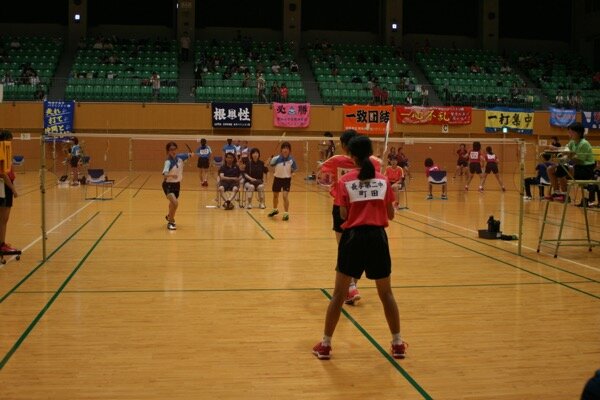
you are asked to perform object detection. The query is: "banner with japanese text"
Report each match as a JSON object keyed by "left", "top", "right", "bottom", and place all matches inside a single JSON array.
[
  {"left": 212, "top": 102, "right": 252, "bottom": 128},
  {"left": 44, "top": 100, "right": 75, "bottom": 135},
  {"left": 485, "top": 108, "right": 534, "bottom": 134},
  {"left": 273, "top": 102, "right": 311, "bottom": 128},
  {"left": 549, "top": 107, "right": 576, "bottom": 127},
  {"left": 582, "top": 111, "right": 600, "bottom": 130},
  {"left": 343, "top": 105, "right": 392, "bottom": 135},
  {"left": 396, "top": 106, "right": 472, "bottom": 125}
]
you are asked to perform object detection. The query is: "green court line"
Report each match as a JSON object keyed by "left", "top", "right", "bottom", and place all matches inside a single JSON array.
[
  {"left": 320, "top": 289, "right": 433, "bottom": 400},
  {"left": 20, "top": 181, "right": 58, "bottom": 197},
  {"left": 0, "top": 211, "right": 100, "bottom": 305},
  {"left": 0, "top": 212, "right": 122, "bottom": 370},
  {"left": 11, "top": 280, "right": 593, "bottom": 295},
  {"left": 246, "top": 211, "right": 275, "bottom": 239},
  {"left": 392, "top": 218, "right": 600, "bottom": 300},
  {"left": 397, "top": 213, "right": 599, "bottom": 284},
  {"left": 132, "top": 175, "right": 151, "bottom": 198},
  {"left": 114, "top": 175, "right": 140, "bottom": 198}
]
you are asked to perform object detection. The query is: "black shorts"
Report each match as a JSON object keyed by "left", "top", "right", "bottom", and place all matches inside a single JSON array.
[
  {"left": 0, "top": 185, "right": 14, "bottom": 208},
  {"left": 555, "top": 164, "right": 570, "bottom": 178},
  {"left": 399, "top": 161, "right": 408, "bottom": 168},
  {"left": 574, "top": 164, "right": 595, "bottom": 180},
  {"left": 220, "top": 181, "right": 238, "bottom": 192},
  {"left": 337, "top": 226, "right": 391, "bottom": 280},
  {"left": 70, "top": 156, "right": 80, "bottom": 168},
  {"left": 272, "top": 177, "right": 291, "bottom": 192},
  {"left": 457, "top": 160, "right": 468, "bottom": 167},
  {"left": 197, "top": 158, "right": 210, "bottom": 169},
  {"left": 332, "top": 205, "right": 344, "bottom": 233},
  {"left": 162, "top": 181, "right": 180, "bottom": 198},
  {"left": 485, "top": 163, "right": 499, "bottom": 174},
  {"left": 469, "top": 163, "right": 482, "bottom": 174}
]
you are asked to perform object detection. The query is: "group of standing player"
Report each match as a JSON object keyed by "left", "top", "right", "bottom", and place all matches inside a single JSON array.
[{"left": 161, "top": 137, "right": 297, "bottom": 229}]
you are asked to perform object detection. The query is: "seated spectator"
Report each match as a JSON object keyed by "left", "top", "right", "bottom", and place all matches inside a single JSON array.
[
  {"left": 405, "top": 92, "right": 414, "bottom": 105},
  {"left": 242, "top": 71, "right": 251, "bottom": 88},
  {"left": 290, "top": 61, "right": 299, "bottom": 73},
  {"left": 470, "top": 62, "right": 481, "bottom": 73},
  {"left": 500, "top": 63, "right": 512, "bottom": 74},
  {"left": 422, "top": 87, "right": 429, "bottom": 106},
  {"left": 218, "top": 153, "right": 241, "bottom": 210},
  {"left": 523, "top": 153, "right": 554, "bottom": 200},
  {"left": 555, "top": 90, "right": 565, "bottom": 108},
  {"left": 2, "top": 72, "right": 14, "bottom": 86},
  {"left": 10, "top": 39, "right": 21, "bottom": 49},
  {"left": 271, "top": 62, "right": 281, "bottom": 74},
  {"left": 385, "top": 156, "right": 405, "bottom": 209},
  {"left": 243, "top": 148, "right": 269, "bottom": 209},
  {"left": 372, "top": 85, "right": 382, "bottom": 104},
  {"left": 34, "top": 85, "right": 45, "bottom": 100}
]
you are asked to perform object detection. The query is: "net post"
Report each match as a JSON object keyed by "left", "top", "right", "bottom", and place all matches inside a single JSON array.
[
  {"left": 128, "top": 137, "right": 133, "bottom": 175},
  {"left": 40, "top": 134, "right": 47, "bottom": 260},
  {"left": 518, "top": 139, "right": 525, "bottom": 256}
]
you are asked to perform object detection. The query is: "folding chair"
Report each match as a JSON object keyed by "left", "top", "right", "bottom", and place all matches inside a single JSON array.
[{"left": 85, "top": 168, "right": 115, "bottom": 200}]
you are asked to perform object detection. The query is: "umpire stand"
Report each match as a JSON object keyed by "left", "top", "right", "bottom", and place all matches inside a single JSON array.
[{"left": 537, "top": 152, "right": 600, "bottom": 257}]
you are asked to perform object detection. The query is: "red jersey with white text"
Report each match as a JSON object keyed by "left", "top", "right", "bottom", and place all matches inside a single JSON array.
[
  {"left": 457, "top": 148, "right": 468, "bottom": 162},
  {"left": 468, "top": 150, "right": 481, "bottom": 165},
  {"left": 321, "top": 155, "right": 382, "bottom": 199},
  {"left": 485, "top": 153, "right": 498, "bottom": 164},
  {"left": 335, "top": 169, "right": 394, "bottom": 229}
]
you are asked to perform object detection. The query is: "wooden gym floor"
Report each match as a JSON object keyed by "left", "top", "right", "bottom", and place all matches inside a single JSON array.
[{"left": 0, "top": 170, "right": 598, "bottom": 399}]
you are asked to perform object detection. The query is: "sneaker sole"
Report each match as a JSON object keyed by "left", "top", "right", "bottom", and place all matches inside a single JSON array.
[
  {"left": 392, "top": 353, "right": 406, "bottom": 359},
  {"left": 312, "top": 351, "right": 331, "bottom": 360},
  {"left": 345, "top": 294, "right": 361, "bottom": 305}
]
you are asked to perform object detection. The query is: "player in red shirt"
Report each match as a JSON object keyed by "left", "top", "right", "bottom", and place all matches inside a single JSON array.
[
  {"left": 453, "top": 143, "right": 469, "bottom": 179},
  {"left": 464, "top": 141, "right": 485, "bottom": 192},
  {"left": 0, "top": 131, "right": 19, "bottom": 254},
  {"left": 480, "top": 146, "right": 506, "bottom": 192},
  {"left": 384, "top": 155, "right": 405, "bottom": 208},
  {"left": 318, "top": 130, "right": 381, "bottom": 305},
  {"left": 313, "top": 135, "right": 407, "bottom": 361}
]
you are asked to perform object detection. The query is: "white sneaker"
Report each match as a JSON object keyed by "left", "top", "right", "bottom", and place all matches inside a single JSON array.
[
  {"left": 523, "top": 196, "right": 532, "bottom": 200},
  {"left": 259, "top": 202, "right": 266, "bottom": 209},
  {"left": 246, "top": 203, "right": 252, "bottom": 209}
]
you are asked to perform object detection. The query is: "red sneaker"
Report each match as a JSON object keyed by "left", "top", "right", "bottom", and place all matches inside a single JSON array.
[
  {"left": 391, "top": 341, "right": 408, "bottom": 359},
  {"left": 0, "top": 243, "right": 18, "bottom": 253},
  {"left": 345, "top": 287, "right": 361, "bottom": 305},
  {"left": 312, "top": 342, "right": 331, "bottom": 360}
]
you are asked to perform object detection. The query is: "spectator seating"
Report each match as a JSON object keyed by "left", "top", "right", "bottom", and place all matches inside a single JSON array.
[
  {"left": 418, "top": 48, "right": 541, "bottom": 108},
  {"left": 65, "top": 37, "right": 179, "bottom": 102},
  {"left": 514, "top": 52, "right": 600, "bottom": 110},
  {"left": 307, "top": 43, "right": 420, "bottom": 105},
  {"left": 0, "top": 36, "right": 62, "bottom": 101},
  {"left": 194, "top": 40, "right": 305, "bottom": 103}
]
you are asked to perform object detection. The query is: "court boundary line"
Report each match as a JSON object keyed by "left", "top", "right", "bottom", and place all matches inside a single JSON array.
[
  {"left": 0, "top": 211, "right": 100, "bottom": 304},
  {"left": 320, "top": 288, "right": 433, "bottom": 400},
  {"left": 114, "top": 175, "right": 141, "bottom": 198},
  {"left": 0, "top": 212, "right": 122, "bottom": 370},
  {"left": 10, "top": 280, "right": 593, "bottom": 295},
  {"left": 246, "top": 211, "right": 275, "bottom": 239},
  {"left": 391, "top": 219, "right": 600, "bottom": 300},
  {"left": 400, "top": 211, "right": 600, "bottom": 280},
  {"left": 132, "top": 174, "right": 152, "bottom": 198}
]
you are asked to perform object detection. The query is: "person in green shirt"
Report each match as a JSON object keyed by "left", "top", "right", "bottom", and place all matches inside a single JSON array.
[{"left": 561, "top": 123, "right": 596, "bottom": 206}]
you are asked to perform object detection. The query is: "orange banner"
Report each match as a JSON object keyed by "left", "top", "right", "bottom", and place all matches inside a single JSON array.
[{"left": 343, "top": 105, "right": 393, "bottom": 135}]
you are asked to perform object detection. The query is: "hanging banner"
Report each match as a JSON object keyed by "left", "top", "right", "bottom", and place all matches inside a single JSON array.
[
  {"left": 212, "top": 102, "right": 252, "bottom": 128},
  {"left": 273, "top": 102, "right": 311, "bottom": 128},
  {"left": 43, "top": 100, "right": 75, "bottom": 135},
  {"left": 485, "top": 108, "right": 534, "bottom": 134},
  {"left": 343, "top": 105, "right": 392, "bottom": 135},
  {"left": 396, "top": 106, "right": 472, "bottom": 125},
  {"left": 549, "top": 107, "right": 577, "bottom": 127},
  {"left": 582, "top": 111, "right": 600, "bottom": 130}
]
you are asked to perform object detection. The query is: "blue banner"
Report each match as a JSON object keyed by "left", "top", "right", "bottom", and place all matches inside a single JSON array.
[
  {"left": 212, "top": 102, "right": 252, "bottom": 128},
  {"left": 549, "top": 107, "right": 577, "bottom": 127},
  {"left": 582, "top": 111, "right": 600, "bottom": 130},
  {"left": 44, "top": 100, "right": 75, "bottom": 135}
]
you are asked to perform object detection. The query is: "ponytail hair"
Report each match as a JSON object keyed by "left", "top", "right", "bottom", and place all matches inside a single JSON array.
[{"left": 348, "top": 135, "right": 374, "bottom": 180}]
